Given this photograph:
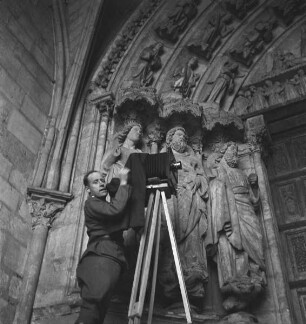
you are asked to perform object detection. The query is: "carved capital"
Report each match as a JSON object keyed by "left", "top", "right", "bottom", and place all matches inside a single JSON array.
[
  {"left": 97, "top": 93, "right": 115, "bottom": 119},
  {"left": 27, "top": 187, "right": 73, "bottom": 230},
  {"left": 245, "top": 115, "right": 270, "bottom": 153}
]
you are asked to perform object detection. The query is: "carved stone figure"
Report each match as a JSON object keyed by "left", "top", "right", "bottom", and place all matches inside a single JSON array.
[
  {"left": 284, "top": 78, "right": 300, "bottom": 101},
  {"left": 133, "top": 42, "right": 163, "bottom": 87},
  {"left": 230, "top": 18, "right": 277, "bottom": 67},
  {"left": 155, "top": 0, "right": 199, "bottom": 43},
  {"left": 264, "top": 80, "right": 284, "bottom": 106},
  {"left": 250, "top": 85, "right": 268, "bottom": 111},
  {"left": 205, "top": 142, "right": 266, "bottom": 311},
  {"left": 233, "top": 89, "right": 253, "bottom": 115},
  {"left": 173, "top": 57, "right": 200, "bottom": 98},
  {"left": 297, "top": 69, "right": 306, "bottom": 95},
  {"left": 203, "top": 61, "right": 241, "bottom": 107},
  {"left": 101, "top": 121, "right": 143, "bottom": 180},
  {"left": 188, "top": 9, "right": 233, "bottom": 60},
  {"left": 224, "top": 0, "right": 259, "bottom": 19},
  {"left": 271, "top": 0, "right": 306, "bottom": 26},
  {"left": 158, "top": 126, "right": 208, "bottom": 309}
]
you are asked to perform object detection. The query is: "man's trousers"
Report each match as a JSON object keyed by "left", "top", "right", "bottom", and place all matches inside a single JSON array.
[{"left": 75, "top": 254, "right": 122, "bottom": 324}]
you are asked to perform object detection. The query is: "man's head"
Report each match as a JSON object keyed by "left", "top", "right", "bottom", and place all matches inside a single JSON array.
[
  {"left": 166, "top": 126, "right": 188, "bottom": 153},
  {"left": 83, "top": 171, "right": 108, "bottom": 198}
]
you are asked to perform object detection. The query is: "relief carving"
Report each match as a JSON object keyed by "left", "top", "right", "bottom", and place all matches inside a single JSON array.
[
  {"left": 91, "top": 0, "right": 162, "bottom": 90},
  {"left": 271, "top": 0, "right": 306, "bottom": 26},
  {"left": 202, "top": 60, "right": 242, "bottom": 110},
  {"left": 290, "top": 234, "right": 306, "bottom": 273},
  {"left": 279, "top": 184, "right": 299, "bottom": 218},
  {"left": 133, "top": 42, "right": 164, "bottom": 87},
  {"left": 29, "top": 198, "right": 65, "bottom": 229},
  {"left": 155, "top": 0, "right": 199, "bottom": 43},
  {"left": 158, "top": 126, "right": 209, "bottom": 309},
  {"left": 293, "top": 135, "right": 306, "bottom": 168},
  {"left": 205, "top": 142, "right": 266, "bottom": 311},
  {"left": 271, "top": 144, "right": 291, "bottom": 175},
  {"left": 224, "top": 0, "right": 259, "bottom": 20},
  {"left": 188, "top": 8, "right": 234, "bottom": 61},
  {"left": 173, "top": 57, "right": 200, "bottom": 98},
  {"left": 229, "top": 17, "right": 277, "bottom": 67}
]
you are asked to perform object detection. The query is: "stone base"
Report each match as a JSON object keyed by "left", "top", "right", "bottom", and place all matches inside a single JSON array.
[
  {"left": 32, "top": 301, "right": 221, "bottom": 324},
  {"left": 218, "top": 312, "right": 259, "bottom": 324}
]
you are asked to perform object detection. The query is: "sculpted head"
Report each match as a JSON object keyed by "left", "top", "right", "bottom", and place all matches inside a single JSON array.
[
  {"left": 166, "top": 126, "right": 188, "bottom": 153},
  {"left": 222, "top": 142, "right": 238, "bottom": 168},
  {"left": 116, "top": 121, "right": 143, "bottom": 147}
]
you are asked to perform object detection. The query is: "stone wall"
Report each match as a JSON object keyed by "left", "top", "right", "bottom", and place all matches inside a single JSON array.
[{"left": 0, "top": 0, "right": 54, "bottom": 322}]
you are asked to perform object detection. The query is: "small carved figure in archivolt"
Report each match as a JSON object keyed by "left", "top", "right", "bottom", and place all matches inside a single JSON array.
[
  {"left": 155, "top": 0, "right": 199, "bottom": 43},
  {"left": 224, "top": 0, "right": 259, "bottom": 19},
  {"left": 203, "top": 60, "right": 243, "bottom": 107},
  {"left": 133, "top": 42, "right": 163, "bottom": 87},
  {"left": 250, "top": 85, "right": 268, "bottom": 111},
  {"left": 173, "top": 57, "right": 200, "bottom": 98},
  {"left": 188, "top": 9, "right": 233, "bottom": 60},
  {"left": 264, "top": 80, "right": 284, "bottom": 106}
]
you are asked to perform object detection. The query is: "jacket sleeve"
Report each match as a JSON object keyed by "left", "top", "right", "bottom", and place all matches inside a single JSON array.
[{"left": 85, "top": 185, "right": 131, "bottom": 221}]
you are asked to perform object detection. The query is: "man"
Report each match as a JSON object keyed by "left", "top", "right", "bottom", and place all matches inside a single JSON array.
[{"left": 75, "top": 167, "right": 131, "bottom": 324}]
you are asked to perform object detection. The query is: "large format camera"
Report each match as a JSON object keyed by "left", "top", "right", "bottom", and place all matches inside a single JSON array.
[{"left": 144, "top": 148, "right": 182, "bottom": 198}]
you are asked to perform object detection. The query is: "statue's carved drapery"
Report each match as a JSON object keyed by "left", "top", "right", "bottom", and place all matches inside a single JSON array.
[
  {"left": 158, "top": 126, "right": 208, "bottom": 307},
  {"left": 205, "top": 143, "right": 266, "bottom": 311}
]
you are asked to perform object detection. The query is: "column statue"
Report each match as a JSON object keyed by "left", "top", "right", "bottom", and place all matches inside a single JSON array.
[
  {"left": 159, "top": 126, "right": 208, "bottom": 310},
  {"left": 205, "top": 142, "right": 266, "bottom": 311}
]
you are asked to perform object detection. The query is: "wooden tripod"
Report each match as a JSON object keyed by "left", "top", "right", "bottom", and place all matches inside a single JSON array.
[{"left": 128, "top": 183, "right": 193, "bottom": 324}]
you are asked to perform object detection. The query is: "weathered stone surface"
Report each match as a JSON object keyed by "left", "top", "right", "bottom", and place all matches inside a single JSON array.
[
  {"left": 9, "top": 168, "right": 28, "bottom": 195},
  {"left": 0, "top": 151, "right": 12, "bottom": 180},
  {"left": 0, "top": 176, "right": 20, "bottom": 211},
  {"left": 7, "top": 109, "right": 43, "bottom": 154},
  {"left": 3, "top": 235, "right": 26, "bottom": 276},
  {"left": 218, "top": 311, "right": 259, "bottom": 324},
  {"left": 9, "top": 275, "right": 22, "bottom": 300}
]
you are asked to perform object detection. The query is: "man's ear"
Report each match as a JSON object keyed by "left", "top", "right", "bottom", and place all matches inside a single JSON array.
[{"left": 85, "top": 186, "right": 90, "bottom": 194}]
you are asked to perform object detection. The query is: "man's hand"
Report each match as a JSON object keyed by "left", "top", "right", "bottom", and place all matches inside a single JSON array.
[{"left": 118, "top": 167, "right": 130, "bottom": 185}]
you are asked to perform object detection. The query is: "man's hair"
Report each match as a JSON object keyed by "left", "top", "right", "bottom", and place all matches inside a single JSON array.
[{"left": 83, "top": 170, "right": 100, "bottom": 186}]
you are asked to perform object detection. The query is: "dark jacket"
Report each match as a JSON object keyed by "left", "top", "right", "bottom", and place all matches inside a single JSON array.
[
  {"left": 84, "top": 184, "right": 132, "bottom": 238},
  {"left": 80, "top": 184, "right": 132, "bottom": 266}
]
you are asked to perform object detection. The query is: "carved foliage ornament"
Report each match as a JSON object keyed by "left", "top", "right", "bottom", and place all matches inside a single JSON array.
[
  {"left": 92, "top": 0, "right": 162, "bottom": 91},
  {"left": 29, "top": 198, "right": 64, "bottom": 229}
]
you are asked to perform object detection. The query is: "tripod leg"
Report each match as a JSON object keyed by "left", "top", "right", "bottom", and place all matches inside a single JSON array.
[
  {"left": 147, "top": 195, "right": 162, "bottom": 324},
  {"left": 136, "top": 190, "right": 161, "bottom": 318},
  {"left": 128, "top": 192, "right": 155, "bottom": 319},
  {"left": 161, "top": 191, "right": 193, "bottom": 324}
]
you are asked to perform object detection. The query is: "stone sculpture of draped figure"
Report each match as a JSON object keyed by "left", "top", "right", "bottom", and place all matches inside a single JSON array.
[
  {"left": 101, "top": 120, "right": 143, "bottom": 181},
  {"left": 205, "top": 142, "right": 266, "bottom": 312},
  {"left": 158, "top": 126, "right": 208, "bottom": 310}
]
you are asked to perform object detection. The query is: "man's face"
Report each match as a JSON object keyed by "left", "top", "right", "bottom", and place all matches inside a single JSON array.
[
  {"left": 171, "top": 129, "right": 187, "bottom": 153},
  {"left": 86, "top": 172, "right": 108, "bottom": 198},
  {"left": 127, "top": 125, "right": 142, "bottom": 143}
]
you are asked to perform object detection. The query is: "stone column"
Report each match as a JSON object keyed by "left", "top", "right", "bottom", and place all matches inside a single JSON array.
[
  {"left": 92, "top": 92, "right": 114, "bottom": 170},
  {"left": 13, "top": 188, "right": 73, "bottom": 324},
  {"left": 245, "top": 115, "right": 293, "bottom": 324}
]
